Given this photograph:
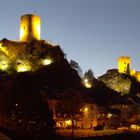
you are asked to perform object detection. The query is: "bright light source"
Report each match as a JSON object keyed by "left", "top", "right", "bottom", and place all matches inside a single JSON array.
[
  {"left": 84, "top": 79, "right": 88, "bottom": 83},
  {"left": 20, "top": 28, "right": 24, "bottom": 41},
  {"left": 0, "top": 61, "right": 9, "bottom": 70},
  {"left": 131, "top": 124, "right": 140, "bottom": 130},
  {"left": 84, "top": 107, "right": 88, "bottom": 112},
  {"left": 16, "top": 61, "right": 31, "bottom": 72},
  {"left": 42, "top": 58, "right": 52, "bottom": 65},
  {"left": 66, "top": 120, "right": 72, "bottom": 126},
  {"left": 83, "top": 78, "right": 92, "bottom": 88},
  {"left": 17, "top": 66, "right": 29, "bottom": 72},
  {"left": 107, "top": 113, "right": 112, "bottom": 118},
  {"left": 15, "top": 104, "right": 18, "bottom": 107},
  {"left": 85, "top": 83, "right": 92, "bottom": 88},
  {"left": 0, "top": 43, "right": 9, "bottom": 56},
  {"left": 36, "top": 24, "right": 40, "bottom": 38}
]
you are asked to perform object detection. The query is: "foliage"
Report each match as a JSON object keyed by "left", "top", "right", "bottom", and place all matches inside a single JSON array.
[
  {"left": 70, "top": 60, "right": 82, "bottom": 77},
  {"left": 0, "top": 39, "right": 64, "bottom": 72},
  {"left": 0, "top": 72, "right": 56, "bottom": 139},
  {"left": 98, "top": 69, "right": 133, "bottom": 95},
  {"left": 55, "top": 88, "right": 85, "bottom": 136},
  {"left": 84, "top": 69, "right": 95, "bottom": 83}
]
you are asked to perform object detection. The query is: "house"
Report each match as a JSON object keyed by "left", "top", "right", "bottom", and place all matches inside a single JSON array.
[{"left": 46, "top": 88, "right": 98, "bottom": 129}]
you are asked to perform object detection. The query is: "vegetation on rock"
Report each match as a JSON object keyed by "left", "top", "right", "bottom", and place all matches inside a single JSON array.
[{"left": 98, "top": 69, "right": 140, "bottom": 96}]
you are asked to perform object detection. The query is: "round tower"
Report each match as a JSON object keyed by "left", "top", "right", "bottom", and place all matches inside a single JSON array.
[{"left": 20, "top": 14, "right": 41, "bottom": 42}]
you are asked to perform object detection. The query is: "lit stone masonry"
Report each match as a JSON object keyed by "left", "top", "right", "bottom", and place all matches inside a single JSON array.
[
  {"left": 118, "top": 56, "right": 131, "bottom": 74},
  {"left": 0, "top": 14, "right": 61, "bottom": 73},
  {"left": 20, "top": 14, "right": 41, "bottom": 42},
  {"left": 118, "top": 56, "right": 140, "bottom": 82}
]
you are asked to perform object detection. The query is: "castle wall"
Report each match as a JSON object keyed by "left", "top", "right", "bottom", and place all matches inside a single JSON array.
[{"left": 135, "top": 71, "right": 140, "bottom": 82}]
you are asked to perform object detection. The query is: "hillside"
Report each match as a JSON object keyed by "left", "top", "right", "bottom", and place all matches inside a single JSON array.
[
  {"left": 98, "top": 69, "right": 140, "bottom": 96},
  {"left": 0, "top": 38, "right": 88, "bottom": 137},
  {"left": 0, "top": 39, "right": 137, "bottom": 139}
]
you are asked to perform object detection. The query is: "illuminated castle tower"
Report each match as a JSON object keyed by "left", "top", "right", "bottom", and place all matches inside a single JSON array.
[
  {"left": 118, "top": 56, "right": 131, "bottom": 74},
  {"left": 20, "top": 14, "right": 41, "bottom": 42}
]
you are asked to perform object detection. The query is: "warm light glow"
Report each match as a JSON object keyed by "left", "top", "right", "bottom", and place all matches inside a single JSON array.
[
  {"left": 0, "top": 60, "right": 9, "bottom": 70},
  {"left": 0, "top": 48, "right": 9, "bottom": 71},
  {"left": 83, "top": 78, "right": 92, "bottom": 88},
  {"left": 118, "top": 56, "right": 130, "bottom": 73},
  {"left": 85, "top": 83, "right": 92, "bottom": 88},
  {"left": 107, "top": 113, "right": 112, "bottom": 118},
  {"left": 36, "top": 24, "right": 40, "bottom": 38},
  {"left": 20, "top": 28, "right": 24, "bottom": 41},
  {"left": 135, "top": 72, "right": 140, "bottom": 82},
  {"left": 131, "top": 124, "right": 140, "bottom": 130},
  {"left": 84, "top": 107, "right": 88, "bottom": 112},
  {"left": 33, "top": 16, "right": 41, "bottom": 40},
  {"left": 17, "top": 67, "right": 28, "bottom": 72},
  {"left": 16, "top": 61, "right": 31, "bottom": 72},
  {"left": 84, "top": 79, "right": 88, "bottom": 83},
  {"left": 42, "top": 58, "right": 52, "bottom": 65},
  {"left": 0, "top": 43, "right": 8, "bottom": 56},
  {"left": 20, "top": 14, "right": 41, "bottom": 41},
  {"left": 56, "top": 122, "right": 60, "bottom": 127},
  {"left": 130, "top": 69, "right": 136, "bottom": 76},
  {"left": 66, "top": 120, "right": 72, "bottom": 126}
]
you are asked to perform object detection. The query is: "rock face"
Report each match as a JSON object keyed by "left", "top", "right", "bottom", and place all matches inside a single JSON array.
[
  {"left": 0, "top": 39, "right": 64, "bottom": 72},
  {"left": 0, "top": 38, "right": 83, "bottom": 138},
  {"left": 98, "top": 69, "right": 132, "bottom": 95}
]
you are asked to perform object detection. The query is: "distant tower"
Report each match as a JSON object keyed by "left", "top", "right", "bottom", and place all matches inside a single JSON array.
[
  {"left": 20, "top": 14, "right": 41, "bottom": 42},
  {"left": 118, "top": 56, "right": 131, "bottom": 74}
]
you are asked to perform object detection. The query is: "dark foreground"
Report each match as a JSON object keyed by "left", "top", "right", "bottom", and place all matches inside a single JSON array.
[
  {"left": 0, "top": 127, "right": 140, "bottom": 140},
  {"left": 57, "top": 132, "right": 140, "bottom": 140}
]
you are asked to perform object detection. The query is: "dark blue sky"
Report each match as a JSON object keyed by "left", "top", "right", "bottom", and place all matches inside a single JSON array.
[{"left": 0, "top": 0, "right": 140, "bottom": 77}]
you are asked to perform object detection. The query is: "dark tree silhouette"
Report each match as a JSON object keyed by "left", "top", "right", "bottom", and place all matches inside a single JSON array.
[
  {"left": 70, "top": 60, "right": 82, "bottom": 77},
  {"left": 55, "top": 88, "right": 85, "bottom": 136},
  {"left": 84, "top": 69, "right": 95, "bottom": 85}
]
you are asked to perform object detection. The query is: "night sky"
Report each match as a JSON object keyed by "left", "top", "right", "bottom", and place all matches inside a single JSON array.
[{"left": 0, "top": 0, "right": 140, "bottom": 77}]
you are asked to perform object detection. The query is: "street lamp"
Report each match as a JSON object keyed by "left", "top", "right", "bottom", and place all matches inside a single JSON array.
[{"left": 83, "top": 78, "right": 92, "bottom": 88}]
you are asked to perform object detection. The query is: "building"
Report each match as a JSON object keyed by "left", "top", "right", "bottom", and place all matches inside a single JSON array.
[
  {"left": 0, "top": 14, "right": 58, "bottom": 72},
  {"left": 81, "top": 103, "right": 97, "bottom": 129},
  {"left": 47, "top": 88, "right": 98, "bottom": 129},
  {"left": 118, "top": 56, "right": 140, "bottom": 82},
  {"left": 118, "top": 56, "right": 131, "bottom": 74},
  {"left": 20, "top": 14, "right": 41, "bottom": 42}
]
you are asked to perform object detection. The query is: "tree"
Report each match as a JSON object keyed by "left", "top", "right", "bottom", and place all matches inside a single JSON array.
[
  {"left": 83, "top": 69, "right": 95, "bottom": 88},
  {"left": 84, "top": 69, "right": 95, "bottom": 83},
  {"left": 55, "top": 88, "right": 85, "bottom": 136},
  {"left": 70, "top": 60, "right": 82, "bottom": 77},
  {"left": 0, "top": 71, "right": 56, "bottom": 139}
]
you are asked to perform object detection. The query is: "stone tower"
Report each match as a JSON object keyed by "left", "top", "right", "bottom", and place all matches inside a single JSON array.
[
  {"left": 118, "top": 56, "right": 131, "bottom": 74},
  {"left": 20, "top": 14, "right": 41, "bottom": 42}
]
